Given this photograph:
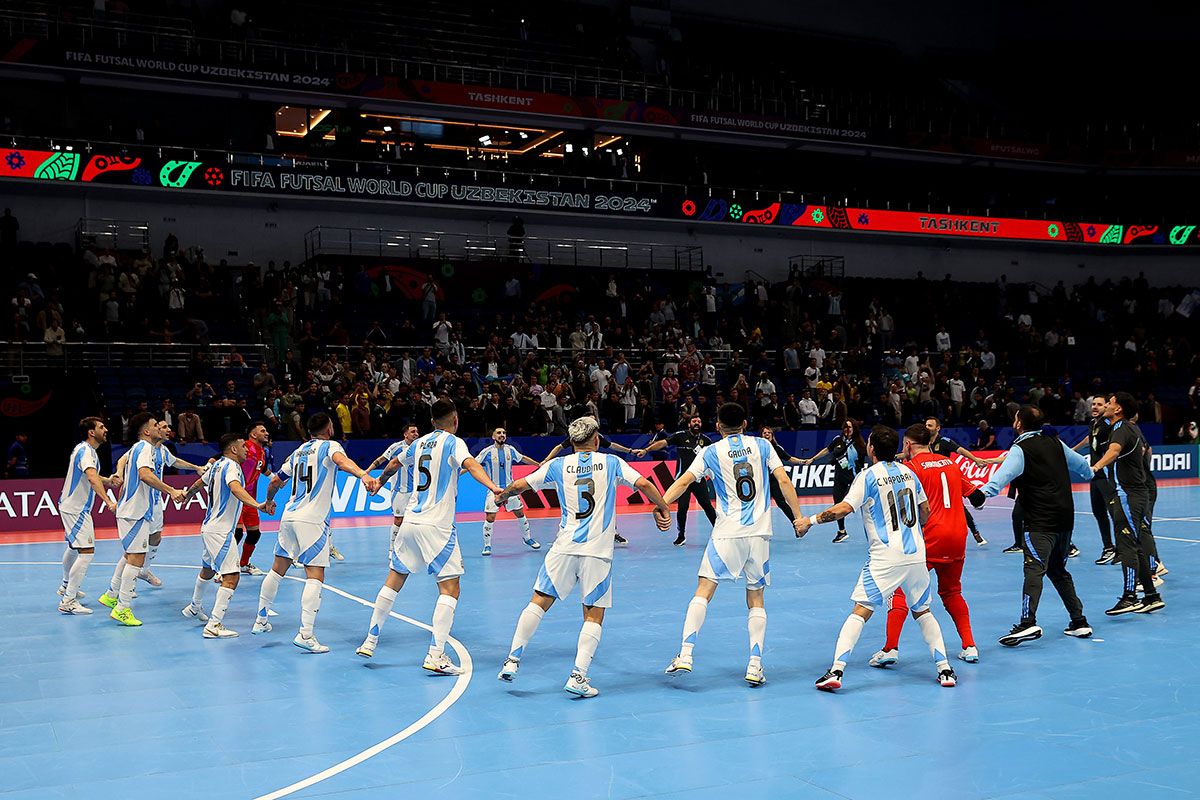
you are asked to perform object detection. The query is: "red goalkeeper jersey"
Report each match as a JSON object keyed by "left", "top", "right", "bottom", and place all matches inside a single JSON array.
[{"left": 907, "top": 451, "right": 978, "bottom": 562}]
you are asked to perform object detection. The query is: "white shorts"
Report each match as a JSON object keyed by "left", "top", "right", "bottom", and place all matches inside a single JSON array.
[
  {"left": 201, "top": 528, "right": 240, "bottom": 575},
  {"left": 275, "top": 519, "right": 330, "bottom": 568},
  {"left": 851, "top": 560, "right": 932, "bottom": 611},
  {"left": 391, "top": 522, "right": 464, "bottom": 581},
  {"left": 698, "top": 535, "right": 771, "bottom": 589},
  {"left": 117, "top": 516, "right": 151, "bottom": 554},
  {"left": 62, "top": 511, "right": 95, "bottom": 549},
  {"left": 533, "top": 550, "right": 613, "bottom": 608},
  {"left": 391, "top": 490, "right": 411, "bottom": 517},
  {"left": 484, "top": 493, "right": 523, "bottom": 514},
  {"left": 151, "top": 501, "right": 164, "bottom": 533}
]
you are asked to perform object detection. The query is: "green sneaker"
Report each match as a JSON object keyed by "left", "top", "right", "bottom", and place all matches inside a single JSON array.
[
  {"left": 98, "top": 592, "right": 119, "bottom": 609},
  {"left": 110, "top": 607, "right": 142, "bottom": 626}
]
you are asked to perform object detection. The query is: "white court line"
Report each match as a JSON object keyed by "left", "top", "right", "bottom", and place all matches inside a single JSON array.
[{"left": 0, "top": 560, "right": 472, "bottom": 800}]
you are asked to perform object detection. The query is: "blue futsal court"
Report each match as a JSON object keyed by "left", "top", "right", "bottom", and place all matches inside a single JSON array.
[{"left": 2, "top": 485, "right": 1197, "bottom": 799}]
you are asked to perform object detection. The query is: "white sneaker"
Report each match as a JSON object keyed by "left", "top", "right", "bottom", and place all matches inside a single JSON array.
[
  {"left": 564, "top": 670, "right": 598, "bottom": 698},
  {"left": 203, "top": 622, "right": 238, "bottom": 639},
  {"left": 58, "top": 599, "right": 93, "bottom": 615},
  {"left": 56, "top": 585, "right": 86, "bottom": 599},
  {"left": 523, "top": 536, "right": 541, "bottom": 550},
  {"left": 251, "top": 619, "right": 273, "bottom": 634},
  {"left": 356, "top": 637, "right": 377, "bottom": 658},
  {"left": 744, "top": 661, "right": 765, "bottom": 686},
  {"left": 293, "top": 633, "right": 330, "bottom": 653},
  {"left": 664, "top": 654, "right": 693, "bottom": 674},
  {"left": 869, "top": 648, "right": 899, "bottom": 668},
  {"left": 138, "top": 569, "right": 163, "bottom": 587},
  {"left": 481, "top": 541, "right": 492, "bottom": 557},
  {"left": 182, "top": 603, "right": 209, "bottom": 623},
  {"left": 329, "top": 546, "right": 345, "bottom": 562},
  {"left": 423, "top": 652, "right": 465, "bottom": 675},
  {"left": 498, "top": 657, "right": 520, "bottom": 682},
  {"left": 241, "top": 563, "right": 266, "bottom": 576},
  {"left": 1156, "top": 562, "right": 1169, "bottom": 577},
  {"left": 267, "top": 608, "right": 279, "bottom": 617},
  {"left": 958, "top": 646, "right": 980, "bottom": 663}
]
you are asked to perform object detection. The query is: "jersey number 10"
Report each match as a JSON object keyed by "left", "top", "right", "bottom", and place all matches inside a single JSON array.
[{"left": 884, "top": 487, "right": 917, "bottom": 530}]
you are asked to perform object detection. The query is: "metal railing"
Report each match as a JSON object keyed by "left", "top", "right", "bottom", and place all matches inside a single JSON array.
[
  {"left": 75, "top": 217, "right": 151, "bottom": 252},
  {"left": 788, "top": 255, "right": 846, "bottom": 279},
  {"left": 304, "top": 226, "right": 704, "bottom": 271},
  {"left": 0, "top": 342, "right": 271, "bottom": 372}
]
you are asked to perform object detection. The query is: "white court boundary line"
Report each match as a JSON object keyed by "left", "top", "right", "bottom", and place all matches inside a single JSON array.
[{"left": 0, "top": 559, "right": 473, "bottom": 800}]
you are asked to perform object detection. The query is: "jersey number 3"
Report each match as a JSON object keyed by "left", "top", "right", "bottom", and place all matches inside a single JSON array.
[{"left": 574, "top": 477, "right": 596, "bottom": 520}]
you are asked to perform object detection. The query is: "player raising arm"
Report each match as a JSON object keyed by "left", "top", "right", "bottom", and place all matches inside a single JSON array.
[{"left": 496, "top": 416, "right": 670, "bottom": 698}]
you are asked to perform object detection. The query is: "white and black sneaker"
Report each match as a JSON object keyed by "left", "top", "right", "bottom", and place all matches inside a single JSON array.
[
  {"left": 673, "top": 533, "right": 686, "bottom": 547},
  {"left": 1105, "top": 595, "right": 1144, "bottom": 616},
  {"left": 1136, "top": 594, "right": 1165, "bottom": 613},
  {"left": 1064, "top": 618, "right": 1093, "bottom": 638},
  {"left": 1002, "top": 544, "right": 1023, "bottom": 554},
  {"left": 1095, "top": 548, "right": 1117, "bottom": 565},
  {"left": 815, "top": 668, "right": 843, "bottom": 691},
  {"left": 998, "top": 621, "right": 1043, "bottom": 647},
  {"left": 937, "top": 667, "right": 957, "bottom": 687},
  {"left": 831, "top": 530, "right": 849, "bottom": 544},
  {"left": 1067, "top": 544, "right": 1080, "bottom": 558},
  {"left": 614, "top": 534, "right": 628, "bottom": 546}
]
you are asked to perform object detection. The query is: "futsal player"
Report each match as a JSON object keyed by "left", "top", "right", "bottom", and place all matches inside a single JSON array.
[
  {"left": 802, "top": 419, "right": 866, "bottom": 543},
  {"left": 542, "top": 429, "right": 637, "bottom": 544},
  {"left": 869, "top": 424, "right": 984, "bottom": 667},
  {"left": 371, "top": 423, "right": 421, "bottom": 553},
  {"left": 979, "top": 407, "right": 1093, "bottom": 646},
  {"left": 476, "top": 427, "right": 542, "bottom": 555},
  {"left": 1091, "top": 393, "right": 1165, "bottom": 615},
  {"left": 493, "top": 416, "right": 671, "bottom": 697},
  {"left": 355, "top": 400, "right": 502, "bottom": 674},
  {"left": 235, "top": 422, "right": 274, "bottom": 575},
  {"left": 179, "top": 433, "right": 273, "bottom": 638},
  {"left": 799, "top": 425, "right": 958, "bottom": 691},
  {"left": 56, "top": 417, "right": 120, "bottom": 614},
  {"left": 661, "top": 404, "right": 806, "bottom": 686},
  {"left": 253, "top": 413, "right": 380, "bottom": 652},
  {"left": 98, "top": 414, "right": 189, "bottom": 626},
  {"left": 635, "top": 414, "right": 716, "bottom": 546}
]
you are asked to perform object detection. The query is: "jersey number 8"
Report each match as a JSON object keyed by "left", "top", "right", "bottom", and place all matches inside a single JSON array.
[{"left": 734, "top": 462, "right": 756, "bottom": 502}]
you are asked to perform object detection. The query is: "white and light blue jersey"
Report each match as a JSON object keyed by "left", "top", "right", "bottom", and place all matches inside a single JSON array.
[
  {"left": 116, "top": 440, "right": 159, "bottom": 521},
  {"left": 477, "top": 443, "right": 525, "bottom": 489},
  {"left": 526, "top": 451, "right": 641, "bottom": 559},
  {"left": 843, "top": 460, "right": 928, "bottom": 565},
  {"left": 687, "top": 434, "right": 782, "bottom": 539},
  {"left": 278, "top": 438, "right": 347, "bottom": 525},
  {"left": 381, "top": 439, "right": 415, "bottom": 493},
  {"left": 402, "top": 430, "right": 473, "bottom": 531},
  {"left": 59, "top": 442, "right": 100, "bottom": 515},
  {"left": 149, "top": 444, "right": 177, "bottom": 517},
  {"left": 200, "top": 456, "right": 245, "bottom": 535}
]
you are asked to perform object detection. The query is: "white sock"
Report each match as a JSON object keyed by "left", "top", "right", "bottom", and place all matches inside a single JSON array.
[
  {"left": 117, "top": 562, "right": 140, "bottom": 610},
  {"left": 915, "top": 612, "right": 950, "bottom": 668},
  {"left": 573, "top": 620, "right": 603, "bottom": 675},
  {"left": 61, "top": 548, "right": 78, "bottom": 586},
  {"left": 211, "top": 585, "right": 235, "bottom": 625},
  {"left": 257, "top": 569, "right": 282, "bottom": 621},
  {"left": 64, "top": 551, "right": 93, "bottom": 601},
  {"left": 109, "top": 556, "right": 126, "bottom": 594},
  {"left": 146, "top": 543, "right": 159, "bottom": 565},
  {"left": 428, "top": 594, "right": 457, "bottom": 656},
  {"left": 300, "top": 578, "right": 323, "bottom": 637},
  {"left": 833, "top": 614, "right": 866, "bottom": 670},
  {"left": 192, "top": 575, "right": 209, "bottom": 608},
  {"left": 483, "top": 521, "right": 493, "bottom": 542},
  {"left": 508, "top": 602, "right": 545, "bottom": 659},
  {"left": 519, "top": 517, "right": 532, "bottom": 538},
  {"left": 367, "top": 585, "right": 398, "bottom": 641},
  {"left": 679, "top": 596, "right": 709, "bottom": 657},
  {"left": 748, "top": 606, "right": 767, "bottom": 663},
  {"left": 389, "top": 524, "right": 400, "bottom": 549}
]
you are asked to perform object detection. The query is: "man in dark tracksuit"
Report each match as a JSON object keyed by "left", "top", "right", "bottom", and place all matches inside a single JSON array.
[
  {"left": 1091, "top": 392, "right": 1166, "bottom": 615},
  {"left": 637, "top": 415, "right": 716, "bottom": 547},
  {"left": 980, "top": 406, "right": 1093, "bottom": 647},
  {"left": 1071, "top": 396, "right": 1117, "bottom": 563}
]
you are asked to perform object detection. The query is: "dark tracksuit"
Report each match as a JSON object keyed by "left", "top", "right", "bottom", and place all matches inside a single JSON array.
[
  {"left": 1101, "top": 421, "right": 1160, "bottom": 598},
  {"left": 983, "top": 431, "right": 1090, "bottom": 626},
  {"left": 767, "top": 441, "right": 798, "bottom": 522},
  {"left": 657, "top": 430, "right": 717, "bottom": 534},
  {"left": 825, "top": 436, "right": 863, "bottom": 533},
  {"left": 1085, "top": 416, "right": 1115, "bottom": 550}
]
